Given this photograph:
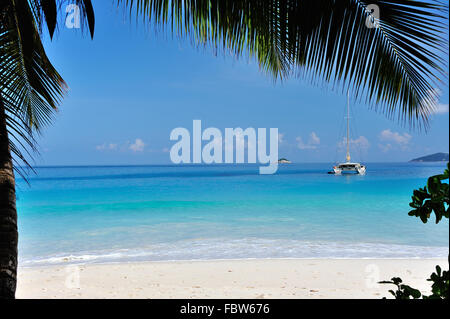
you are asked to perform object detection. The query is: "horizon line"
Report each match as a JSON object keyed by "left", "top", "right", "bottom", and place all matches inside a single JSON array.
[{"left": 17, "top": 161, "right": 449, "bottom": 169}]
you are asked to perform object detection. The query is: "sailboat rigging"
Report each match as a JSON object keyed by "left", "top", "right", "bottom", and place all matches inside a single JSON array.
[{"left": 330, "top": 92, "right": 366, "bottom": 175}]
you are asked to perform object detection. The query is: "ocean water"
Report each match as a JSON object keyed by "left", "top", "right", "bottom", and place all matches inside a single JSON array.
[{"left": 16, "top": 163, "right": 449, "bottom": 266}]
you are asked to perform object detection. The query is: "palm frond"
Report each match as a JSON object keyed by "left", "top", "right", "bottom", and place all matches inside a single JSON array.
[
  {"left": 27, "top": 0, "right": 95, "bottom": 39},
  {"left": 0, "top": 0, "right": 67, "bottom": 177},
  {"left": 119, "top": 0, "right": 448, "bottom": 128}
]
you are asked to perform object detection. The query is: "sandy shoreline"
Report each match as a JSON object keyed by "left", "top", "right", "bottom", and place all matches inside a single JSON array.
[{"left": 17, "top": 258, "right": 446, "bottom": 299}]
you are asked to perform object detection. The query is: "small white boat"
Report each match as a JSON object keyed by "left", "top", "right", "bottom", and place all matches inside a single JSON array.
[
  {"left": 278, "top": 158, "right": 291, "bottom": 164},
  {"left": 331, "top": 92, "right": 366, "bottom": 175},
  {"left": 333, "top": 162, "right": 366, "bottom": 175}
]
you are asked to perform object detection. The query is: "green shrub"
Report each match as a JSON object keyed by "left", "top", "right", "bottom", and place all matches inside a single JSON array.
[{"left": 380, "top": 163, "right": 449, "bottom": 299}]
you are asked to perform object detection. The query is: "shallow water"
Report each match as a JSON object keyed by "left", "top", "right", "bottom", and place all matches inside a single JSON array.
[{"left": 16, "top": 162, "right": 449, "bottom": 266}]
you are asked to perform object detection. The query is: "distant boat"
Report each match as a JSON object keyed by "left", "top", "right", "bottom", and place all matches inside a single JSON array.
[
  {"left": 331, "top": 92, "right": 366, "bottom": 175},
  {"left": 278, "top": 158, "right": 291, "bottom": 164}
]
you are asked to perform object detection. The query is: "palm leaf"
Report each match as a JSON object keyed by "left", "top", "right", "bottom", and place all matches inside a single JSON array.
[
  {"left": 118, "top": 0, "right": 448, "bottom": 128},
  {"left": 28, "top": 0, "right": 95, "bottom": 39},
  {"left": 0, "top": 0, "right": 96, "bottom": 177},
  {"left": 0, "top": 0, "right": 67, "bottom": 177}
]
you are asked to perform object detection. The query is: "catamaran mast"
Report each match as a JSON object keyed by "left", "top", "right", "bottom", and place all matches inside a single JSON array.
[{"left": 346, "top": 91, "right": 351, "bottom": 163}]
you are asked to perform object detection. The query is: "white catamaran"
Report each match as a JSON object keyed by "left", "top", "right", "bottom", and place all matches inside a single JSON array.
[{"left": 332, "top": 92, "right": 366, "bottom": 175}]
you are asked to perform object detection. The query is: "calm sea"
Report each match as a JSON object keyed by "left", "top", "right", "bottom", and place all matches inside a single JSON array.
[{"left": 16, "top": 162, "right": 449, "bottom": 266}]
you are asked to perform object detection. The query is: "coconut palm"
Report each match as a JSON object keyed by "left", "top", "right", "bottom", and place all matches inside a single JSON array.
[
  {"left": 0, "top": 0, "right": 94, "bottom": 299},
  {"left": 0, "top": 0, "right": 447, "bottom": 298}
]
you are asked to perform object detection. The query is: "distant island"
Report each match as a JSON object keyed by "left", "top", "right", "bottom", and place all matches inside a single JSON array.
[
  {"left": 410, "top": 152, "right": 449, "bottom": 162},
  {"left": 278, "top": 158, "right": 292, "bottom": 164}
]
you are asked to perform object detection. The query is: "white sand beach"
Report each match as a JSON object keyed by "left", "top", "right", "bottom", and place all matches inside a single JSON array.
[{"left": 16, "top": 258, "right": 445, "bottom": 299}]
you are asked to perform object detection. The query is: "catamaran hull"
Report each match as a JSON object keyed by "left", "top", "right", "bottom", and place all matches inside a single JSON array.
[{"left": 333, "top": 164, "right": 366, "bottom": 175}]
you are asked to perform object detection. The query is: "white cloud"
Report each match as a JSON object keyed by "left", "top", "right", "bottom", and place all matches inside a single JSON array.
[
  {"left": 435, "top": 103, "right": 449, "bottom": 114},
  {"left": 309, "top": 132, "right": 320, "bottom": 145},
  {"left": 297, "top": 132, "right": 320, "bottom": 150},
  {"left": 296, "top": 137, "right": 311, "bottom": 149},
  {"left": 422, "top": 88, "right": 448, "bottom": 115},
  {"left": 379, "top": 129, "right": 411, "bottom": 145},
  {"left": 378, "top": 129, "right": 412, "bottom": 152},
  {"left": 278, "top": 133, "right": 285, "bottom": 144},
  {"left": 338, "top": 136, "right": 370, "bottom": 151},
  {"left": 378, "top": 143, "right": 392, "bottom": 153},
  {"left": 129, "top": 138, "right": 146, "bottom": 152},
  {"left": 96, "top": 143, "right": 118, "bottom": 151}
]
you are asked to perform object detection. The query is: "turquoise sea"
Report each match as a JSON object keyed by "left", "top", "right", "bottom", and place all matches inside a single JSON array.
[{"left": 16, "top": 163, "right": 449, "bottom": 266}]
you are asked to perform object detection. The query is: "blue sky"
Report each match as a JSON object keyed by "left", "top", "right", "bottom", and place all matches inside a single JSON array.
[{"left": 34, "top": 3, "right": 449, "bottom": 165}]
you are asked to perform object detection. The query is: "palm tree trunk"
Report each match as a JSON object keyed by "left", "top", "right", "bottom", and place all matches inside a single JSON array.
[{"left": 0, "top": 96, "right": 18, "bottom": 299}]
